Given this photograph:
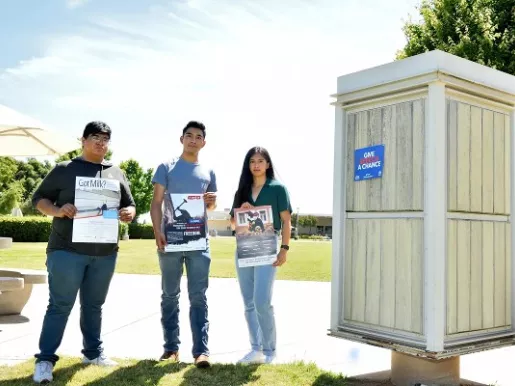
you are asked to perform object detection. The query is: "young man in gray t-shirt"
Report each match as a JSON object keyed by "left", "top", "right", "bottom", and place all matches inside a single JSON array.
[{"left": 150, "top": 121, "right": 217, "bottom": 368}]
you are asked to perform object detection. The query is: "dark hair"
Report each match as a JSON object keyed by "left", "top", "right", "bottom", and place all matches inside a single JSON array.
[
  {"left": 82, "top": 121, "right": 111, "bottom": 139},
  {"left": 182, "top": 121, "right": 206, "bottom": 138},
  {"left": 233, "top": 146, "right": 275, "bottom": 209}
]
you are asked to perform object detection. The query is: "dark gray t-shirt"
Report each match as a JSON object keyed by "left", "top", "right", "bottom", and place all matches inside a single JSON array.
[
  {"left": 32, "top": 157, "right": 136, "bottom": 256},
  {"left": 152, "top": 157, "right": 217, "bottom": 233}
]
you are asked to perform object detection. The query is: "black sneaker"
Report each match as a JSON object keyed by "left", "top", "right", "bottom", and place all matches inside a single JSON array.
[
  {"left": 159, "top": 351, "right": 179, "bottom": 362},
  {"left": 194, "top": 354, "right": 210, "bottom": 368}
]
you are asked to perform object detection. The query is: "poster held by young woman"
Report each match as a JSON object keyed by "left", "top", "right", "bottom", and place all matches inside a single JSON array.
[{"left": 234, "top": 205, "right": 277, "bottom": 267}]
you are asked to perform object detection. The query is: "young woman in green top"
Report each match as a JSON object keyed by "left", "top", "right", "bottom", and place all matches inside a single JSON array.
[{"left": 230, "top": 146, "right": 292, "bottom": 364}]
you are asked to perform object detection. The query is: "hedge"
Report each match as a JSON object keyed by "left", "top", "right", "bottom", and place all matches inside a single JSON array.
[
  {"left": 0, "top": 216, "right": 129, "bottom": 242},
  {"left": 299, "top": 234, "right": 327, "bottom": 241},
  {"left": 128, "top": 223, "right": 155, "bottom": 239}
]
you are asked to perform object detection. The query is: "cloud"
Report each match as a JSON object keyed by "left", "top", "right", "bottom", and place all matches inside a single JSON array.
[
  {"left": 66, "top": 0, "right": 89, "bottom": 9},
  {"left": 0, "top": 0, "right": 419, "bottom": 213}
]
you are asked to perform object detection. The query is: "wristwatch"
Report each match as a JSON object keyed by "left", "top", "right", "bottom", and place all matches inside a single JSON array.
[{"left": 280, "top": 244, "right": 289, "bottom": 251}]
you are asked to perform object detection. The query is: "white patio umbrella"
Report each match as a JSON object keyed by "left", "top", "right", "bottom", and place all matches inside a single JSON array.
[{"left": 0, "top": 104, "right": 78, "bottom": 156}]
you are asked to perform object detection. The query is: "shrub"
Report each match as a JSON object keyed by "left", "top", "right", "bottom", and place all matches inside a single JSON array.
[
  {"left": 119, "top": 222, "right": 129, "bottom": 239},
  {"left": 299, "top": 234, "right": 326, "bottom": 241},
  {"left": 0, "top": 216, "right": 52, "bottom": 242},
  {"left": 128, "top": 223, "right": 155, "bottom": 239},
  {"left": 0, "top": 216, "right": 130, "bottom": 242}
]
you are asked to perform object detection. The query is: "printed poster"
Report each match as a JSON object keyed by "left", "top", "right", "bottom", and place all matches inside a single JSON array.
[
  {"left": 354, "top": 144, "right": 385, "bottom": 181},
  {"left": 234, "top": 205, "right": 278, "bottom": 268},
  {"left": 164, "top": 193, "right": 206, "bottom": 252},
  {"left": 72, "top": 177, "right": 120, "bottom": 244}
]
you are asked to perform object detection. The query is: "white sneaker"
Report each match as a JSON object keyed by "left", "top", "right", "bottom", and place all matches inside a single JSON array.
[
  {"left": 264, "top": 353, "right": 276, "bottom": 364},
  {"left": 82, "top": 354, "right": 118, "bottom": 367},
  {"left": 237, "top": 350, "right": 265, "bottom": 364},
  {"left": 33, "top": 361, "right": 54, "bottom": 384}
]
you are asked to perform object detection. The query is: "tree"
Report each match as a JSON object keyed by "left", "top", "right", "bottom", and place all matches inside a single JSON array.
[
  {"left": 0, "top": 181, "right": 24, "bottom": 215},
  {"left": 396, "top": 0, "right": 515, "bottom": 75},
  {"left": 0, "top": 157, "right": 18, "bottom": 193},
  {"left": 119, "top": 159, "right": 154, "bottom": 220},
  {"left": 291, "top": 213, "right": 298, "bottom": 226},
  {"left": 56, "top": 148, "right": 112, "bottom": 163},
  {"left": 15, "top": 158, "right": 53, "bottom": 202},
  {"left": 299, "top": 215, "right": 318, "bottom": 234},
  {"left": 0, "top": 157, "right": 52, "bottom": 215}
]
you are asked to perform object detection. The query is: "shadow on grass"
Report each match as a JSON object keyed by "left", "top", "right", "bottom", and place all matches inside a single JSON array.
[
  {"left": 82, "top": 360, "right": 188, "bottom": 386},
  {"left": 0, "top": 362, "right": 83, "bottom": 386},
  {"left": 312, "top": 373, "right": 350, "bottom": 386},
  {"left": 178, "top": 363, "right": 260, "bottom": 386}
]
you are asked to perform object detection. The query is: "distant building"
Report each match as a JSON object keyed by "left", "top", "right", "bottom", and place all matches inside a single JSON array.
[
  {"left": 207, "top": 208, "right": 233, "bottom": 236},
  {"left": 207, "top": 209, "right": 333, "bottom": 238},
  {"left": 296, "top": 213, "right": 332, "bottom": 237}
]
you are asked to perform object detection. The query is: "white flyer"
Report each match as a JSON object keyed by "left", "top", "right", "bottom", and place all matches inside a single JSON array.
[{"left": 72, "top": 177, "right": 121, "bottom": 244}]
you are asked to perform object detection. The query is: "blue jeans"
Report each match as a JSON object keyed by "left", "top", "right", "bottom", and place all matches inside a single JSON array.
[
  {"left": 158, "top": 246, "right": 211, "bottom": 358},
  {"left": 235, "top": 255, "right": 277, "bottom": 356},
  {"left": 35, "top": 250, "right": 117, "bottom": 364}
]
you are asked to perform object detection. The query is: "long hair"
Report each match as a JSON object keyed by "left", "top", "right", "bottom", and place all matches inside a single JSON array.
[{"left": 233, "top": 146, "right": 275, "bottom": 209}]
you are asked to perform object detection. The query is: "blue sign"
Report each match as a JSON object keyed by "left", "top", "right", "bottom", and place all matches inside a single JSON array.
[{"left": 354, "top": 145, "right": 384, "bottom": 181}]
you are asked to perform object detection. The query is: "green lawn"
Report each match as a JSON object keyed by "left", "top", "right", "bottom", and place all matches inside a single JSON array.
[
  {"left": 0, "top": 238, "right": 332, "bottom": 282},
  {"left": 0, "top": 357, "right": 358, "bottom": 386}
]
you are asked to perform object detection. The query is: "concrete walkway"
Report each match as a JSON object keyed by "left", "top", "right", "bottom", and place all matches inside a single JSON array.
[{"left": 1, "top": 273, "right": 515, "bottom": 385}]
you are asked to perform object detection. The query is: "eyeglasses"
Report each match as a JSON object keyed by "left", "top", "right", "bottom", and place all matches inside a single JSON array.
[{"left": 89, "top": 135, "right": 111, "bottom": 145}]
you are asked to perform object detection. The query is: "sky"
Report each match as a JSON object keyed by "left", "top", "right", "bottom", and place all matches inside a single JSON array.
[{"left": 0, "top": 0, "right": 422, "bottom": 215}]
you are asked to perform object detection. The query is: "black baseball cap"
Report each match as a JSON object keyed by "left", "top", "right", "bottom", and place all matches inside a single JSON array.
[{"left": 82, "top": 121, "right": 112, "bottom": 139}]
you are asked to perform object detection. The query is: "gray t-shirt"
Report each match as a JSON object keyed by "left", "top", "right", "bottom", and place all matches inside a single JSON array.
[{"left": 152, "top": 157, "right": 217, "bottom": 233}]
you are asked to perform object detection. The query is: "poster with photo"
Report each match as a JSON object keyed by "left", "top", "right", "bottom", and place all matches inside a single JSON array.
[
  {"left": 164, "top": 193, "right": 207, "bottom": 252},
  {"left": 72, "top": 177, "right": 120, "bottom": 243},
  {"left": 234, "top": 205, "right": 278, "bottom": 267}
]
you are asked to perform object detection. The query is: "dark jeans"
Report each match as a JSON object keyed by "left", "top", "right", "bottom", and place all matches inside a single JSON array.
[
  {"left": 34, "top": 250, "right": 117, "bottom": 364},
  {"left": 158, "top": 246, "right": 211, "bottom": 358}
]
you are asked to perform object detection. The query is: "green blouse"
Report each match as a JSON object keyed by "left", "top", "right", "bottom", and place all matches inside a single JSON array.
[{"left": 230, "top": 178, "right": 292, "bottom": 231}]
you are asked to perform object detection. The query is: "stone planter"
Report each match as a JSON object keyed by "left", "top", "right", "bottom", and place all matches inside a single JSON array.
[{"left": 0, "top": 269, "right": 47, "bottom": 316}]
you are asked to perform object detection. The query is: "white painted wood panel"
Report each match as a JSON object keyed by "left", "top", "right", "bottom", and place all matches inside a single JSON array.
[
  {"left": 506, "top": 222, "right": 512, "bottom": 326},
  {"left": 344, "top": 218, "right": 353, "bottom": 321},
  {"left": 482, "top": 110, "right": 494, "bottom": 213},
  {"left": 456, "top": 103, "right": 471, "bottom": 212},
  {"left": 411, "top": 220, "right": 423, "bottom": 334},
  {"left": 448, "top": 100, "right": 510, "bottom": 215},
  {"left": 381, "top": 105, "right": 397, "bottom": 211},
  {"left": 494, "top": 113, "right": 506, "bottom": 214},
  {"left": 354, "top": 112, "right": 369, "bottom": 211},
  {"left": 494, "top": 221, "right": 506, "bottom": 327},
  {"left": 412, "top": 100, "right": 425, "bottom": 210},
  {"left": 395, "top": 218, "right": 412, "bottom": 332},
  {"left": 345, "top": 100, "right": 424, "bottom": 212},
  {"left": 482, "top": 221, "right": 495, "bottom": 329},
  {"left": 505, "top": 115, "right": 511, "bottom": 214},
  {"left": 365, "top": 219, "right": 381, "bottom": 325},
  {"left": 380, "top": 219, "right": 396, "bottom": 328},
  {"left": 470, "top": 106, "right": 482, "bottom": 212},
  {"left": 345, "top": 114, "right": 356, "bottom": 210},
  {"left": 447, "top": 220, "right": 458, "bottom": 334},
  {"left": 448, "top": 100, "right": 458, "bottom": 210},
  {"left": 457, "top": 221, "right": 471, "bottom": 331},
  {"left": 368, "top": 109, "right": 382, "bottom": 211},
  {"left": 343, "top": 218, "right": 423, "bottom": 334},
  {"left": 447, "top": 219, "right": 511, "bottom": 334},
  {"left": 396, "top": 102, "right": 413, "bottom": 210},
  {"left": 351, "top": 220, "right": 367, "bottom": 322},
  {"left": 470, "top": 221, "right": 483, "bottom": 330}
]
